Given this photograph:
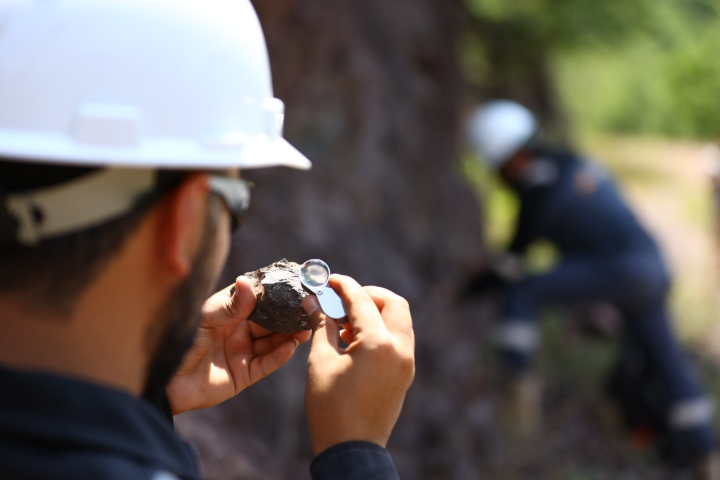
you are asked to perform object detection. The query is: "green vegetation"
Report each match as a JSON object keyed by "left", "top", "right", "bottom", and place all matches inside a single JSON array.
[
  {"left": 457, "top": 152, "right": 518, "bottom": 249},
  {"left": 558, "top": 1, "right": 720, "bottom": 139},
  {"left": 540, "top": 311, "right": 619, "bottom": 389},
  {"left": 460, "top": 0, "right": 720, "bottom": 340},
  {"left": 463, "top": 0, "right": 720, "bottom": 139}
]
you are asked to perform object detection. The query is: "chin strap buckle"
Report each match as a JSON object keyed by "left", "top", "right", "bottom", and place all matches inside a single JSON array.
[
  {"left": 2, "top": 169, "right": 156, "bottom": 247},
  {"left": 6, "top": 194, "right": 44, "bottom": 245}
]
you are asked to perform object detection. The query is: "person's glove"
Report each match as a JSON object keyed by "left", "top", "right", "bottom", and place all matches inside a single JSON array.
[
  {"left": 458, "top": 253, "right": 526, "bottom": 301},
  {"left": 459, "top": 270, "right": 508, "bottom": 300}
]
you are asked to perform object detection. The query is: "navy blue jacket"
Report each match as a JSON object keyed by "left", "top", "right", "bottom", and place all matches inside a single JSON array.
[
  {"left": 0, "top": 366, "right": 399, "bottom": 479},
  {"left": 509, "top": 152, "right": 657, "bottom": 257}
]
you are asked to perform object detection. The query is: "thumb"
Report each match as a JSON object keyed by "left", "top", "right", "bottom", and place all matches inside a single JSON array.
[
  {"left": 202, "top": 276, "right": 256, "bottom": 328},
  {"left": 228, "top": 276, "right": 257, "bottom": 320},
  {"left": 304, "top": 295, "right": 341, "bottom": 357}
]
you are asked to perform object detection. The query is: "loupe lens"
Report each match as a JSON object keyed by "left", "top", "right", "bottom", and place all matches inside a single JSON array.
[{"left": 300, "top": 259, "right": 330, "bottom": 288}]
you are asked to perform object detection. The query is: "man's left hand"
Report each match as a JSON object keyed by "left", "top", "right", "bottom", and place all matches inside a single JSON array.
[{"left": 166, "top": 276, "right": 312, "bottom": 415}]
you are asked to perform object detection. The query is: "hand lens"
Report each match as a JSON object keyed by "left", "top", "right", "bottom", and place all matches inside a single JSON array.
[{"left": 300, "top": 259, "right": 347, "bottom": 323}]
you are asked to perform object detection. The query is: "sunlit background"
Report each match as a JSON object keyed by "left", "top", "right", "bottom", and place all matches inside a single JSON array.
[
  {"left": 459, "top": 1, "right": 720, "bottom": 477},
  {"left": 461, "top": 0, "right": 720, "bottom": 349},
  {"left": 177, "top": 1, "right": 720, "bottom": 478}
]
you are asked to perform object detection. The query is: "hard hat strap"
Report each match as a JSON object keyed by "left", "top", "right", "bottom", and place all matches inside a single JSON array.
[
  {"left": 0, "top": 170, "right": 254, "bottom": 245},
  {"left": 2, "top": 169, "right": 156, "bottom": 246}
]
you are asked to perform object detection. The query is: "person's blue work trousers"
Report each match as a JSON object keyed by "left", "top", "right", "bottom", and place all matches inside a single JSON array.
[{"left": 498, "top": 252, "right": 716, "bottom": 453}]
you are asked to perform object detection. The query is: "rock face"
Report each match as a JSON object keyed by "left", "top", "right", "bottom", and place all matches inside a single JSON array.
[{"left": 242, "top": 259, "right": 311, "bottom": 334}]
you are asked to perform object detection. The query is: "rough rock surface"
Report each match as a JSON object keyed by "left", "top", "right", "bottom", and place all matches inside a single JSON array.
[{"left": 239, "top": 259, "right": 311, "bottom": 334}]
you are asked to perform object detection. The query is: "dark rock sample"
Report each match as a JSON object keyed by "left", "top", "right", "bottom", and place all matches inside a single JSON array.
[{"left": 235, "top": 259, "right": 311, "bottom": 334}]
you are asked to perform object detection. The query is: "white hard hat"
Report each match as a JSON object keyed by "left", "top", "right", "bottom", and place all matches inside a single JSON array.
[
  {"left": 467, "top": 100, "right": 536, "bottom": 169},
  {"left": 0, "top": 0, "right": 311, "bottom": 171}
]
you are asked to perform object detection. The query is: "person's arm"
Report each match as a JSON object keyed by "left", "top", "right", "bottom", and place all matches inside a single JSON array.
[
  {"left": 303, "top": 275, "right": 414, "bottom": 480},
  {"left": 508, "top": 197, "right": 535, "bottom": 255}
]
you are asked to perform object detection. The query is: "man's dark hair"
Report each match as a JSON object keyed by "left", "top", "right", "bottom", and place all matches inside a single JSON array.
[{"left": 0, "top": 159, "right": 192, "bottom": 318}]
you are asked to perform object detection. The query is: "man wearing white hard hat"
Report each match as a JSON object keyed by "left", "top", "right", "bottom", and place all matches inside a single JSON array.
[
  {"left": 0, "top": 1, "right": 414, "bottom": 479},
  {"left": 465, "top": 100, "right": 718, "bottom": 475}
]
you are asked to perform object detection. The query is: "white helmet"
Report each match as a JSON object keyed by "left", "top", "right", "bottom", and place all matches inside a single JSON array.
[
  {"left": 0, "top": 0, "right": 311, "bottom": 171},
  {"left": 467, "top": 100, "right": 536, "bottom": 169},
  {"left": 0, "top": 0, "right": 312, "bottom": 246}
]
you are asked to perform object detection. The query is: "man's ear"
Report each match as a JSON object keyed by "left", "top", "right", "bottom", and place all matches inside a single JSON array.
[{"left": 155, "top": 173, "right": 209, "bottom": 278}]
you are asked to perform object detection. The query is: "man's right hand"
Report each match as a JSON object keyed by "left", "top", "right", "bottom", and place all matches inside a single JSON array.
[{"left": 302, "top": 275, "right": 415, "bottom": 456}]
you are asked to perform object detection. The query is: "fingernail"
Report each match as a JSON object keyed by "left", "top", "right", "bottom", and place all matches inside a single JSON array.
[{"left": 292, "top": 338, "right": 300, "bottom": 349}]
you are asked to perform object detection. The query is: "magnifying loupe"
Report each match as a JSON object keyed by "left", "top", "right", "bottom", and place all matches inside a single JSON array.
[{"left": 300, "top": 259, "right": 347, "bottom": 323}]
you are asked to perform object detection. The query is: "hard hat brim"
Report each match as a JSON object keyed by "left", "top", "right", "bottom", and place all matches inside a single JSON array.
[
  {"left": 0, "top": 130, "right": 312, "bottom": 171},
  {"left": 240, "top": 136, "right": 313, "bottom": 171}
]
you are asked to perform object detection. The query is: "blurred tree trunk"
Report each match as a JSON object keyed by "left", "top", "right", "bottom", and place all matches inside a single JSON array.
[{"left": 176, "top": 1, "right": 493, "bottom": 478}]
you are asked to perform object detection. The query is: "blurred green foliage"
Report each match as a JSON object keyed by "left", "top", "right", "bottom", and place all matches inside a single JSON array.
[
  {"left": 463, "top": 0, "right": 720, "bottom": 139},
  {"left": 465, "top": 0, "right": 653, "bottom": 49},
  {"left": 457, "top": 152, "right": 519, "bottom": 249}
]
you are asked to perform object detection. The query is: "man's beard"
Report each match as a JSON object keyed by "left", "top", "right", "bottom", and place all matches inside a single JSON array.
[{"left": 142, "top": 204, "right": 220, "bottom": 400}]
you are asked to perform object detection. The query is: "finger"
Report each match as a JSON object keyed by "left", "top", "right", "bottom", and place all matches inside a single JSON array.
[
  {"left": 328, "top": 274, "right": 388, "bottom": 337},
  {"left": 304, "top": 295, "right": 341, "bottom": 356},
  {"left": 339, "top": 328, "right": 353, "bottom": 345},
  {"left": 250, "top": 329, "right": 311, "bottom": 357},
  {"left": 339, "top": 321, "right": 354, "bottom": 345},
  {"left": 362, "top": 286, "right": 413, "bottom": 341},
  {"left": 202, "top": 276, "right": 256, "bottom": 328},
  {"left": 247, "top": 319, "right": 278, "bottom": 339},
  {"left": 247, "top": 317, "right": 313, "bottom": 342},
  {"left": 251, "top": 332, "right": 296, "bottom": 356},
  {"left": 247, "top": 338, "right": 299, "bottom": 387},
  {"left": 229, "top": 276, "right": 257, "bottom": 320},
  {"left": 293, "top": 329, "right": 312, "bottom": 345}
]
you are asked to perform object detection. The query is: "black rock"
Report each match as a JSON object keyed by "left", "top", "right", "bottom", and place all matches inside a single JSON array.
[{"left": 234, "top": 259, "right": 311, "bottom": 334}]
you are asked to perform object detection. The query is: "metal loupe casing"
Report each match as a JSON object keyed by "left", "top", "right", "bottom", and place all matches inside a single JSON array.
[{"left": 300, "top": 259, "right": 348, "bottom": 323}]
